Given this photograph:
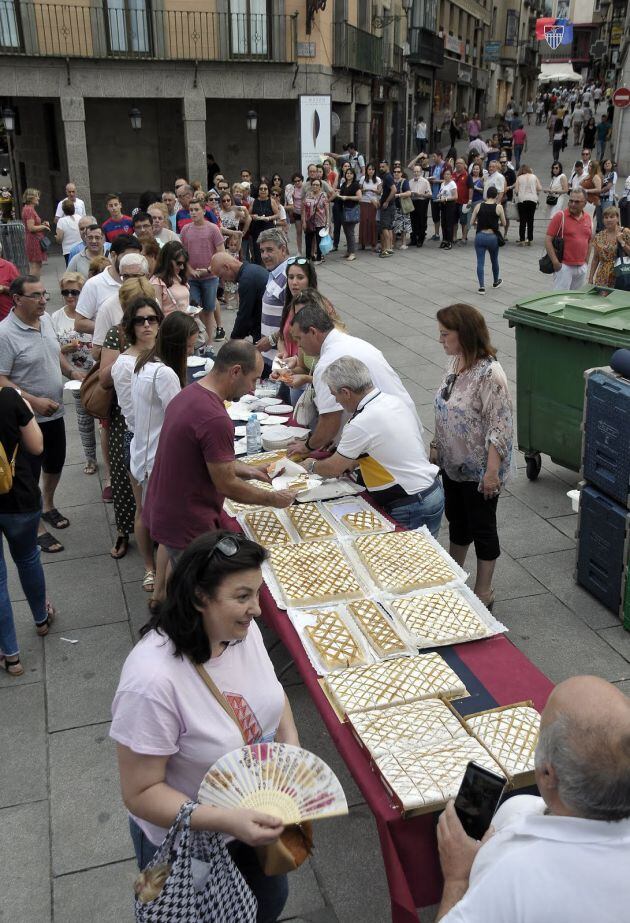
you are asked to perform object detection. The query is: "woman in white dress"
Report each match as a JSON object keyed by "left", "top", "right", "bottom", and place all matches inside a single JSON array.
[{"left": 545, "top": 160, "right": 569, "bottom": 218}]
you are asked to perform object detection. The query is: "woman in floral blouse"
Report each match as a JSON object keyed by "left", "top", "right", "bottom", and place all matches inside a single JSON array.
[
  {"left": 588, "top": 206, "right": 630, "bottom": 288},
  {"left": 433, "top": 303, "right": 514, "bottom": 610}
]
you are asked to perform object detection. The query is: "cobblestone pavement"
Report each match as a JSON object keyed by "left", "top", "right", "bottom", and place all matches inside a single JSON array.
[{"left": 3, "top": 122, "right": 629, "bottom": 922}]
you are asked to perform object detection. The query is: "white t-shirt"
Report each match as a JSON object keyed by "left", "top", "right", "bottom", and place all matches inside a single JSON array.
[
  {"left": 441, "top": 795, "right": 630, "bottom": 923},
  {"left": 438, "top": 180, "right": 457, "bottom": 201},
  {"left": 130, "top": 361, "right": 181, "bottom": 482},
  {"left": 515, "top": 174, "right": 540, "bottom": 203},
  {"left": 484, "top": 172, "right": 506, "bottom": 199},
  {"left": 110, "top": 353, "right": 137, "bottom": 428},
  {"left": 314, "top": 328, "right": 417, "bottom": 421},
  {"left": 75, "top": 268, "right": 120, "bottom": 322},
  {"left": 416, "top": 121, "right": 427, "bottom": 140},
  {"left": 55, "top": 196, "right": 86, "bottom": 219},
  {"left": 336, "top": 390, "right": 438, "bottom": 495},
  {"left": 92, "top": 292, "right": 122, "bottom": 348},
  {"left": 110, "top": 623, "right": 285, "bottom": 845},
  {"left": 56, "top": 214, "right": 83, "bottom": 254}
]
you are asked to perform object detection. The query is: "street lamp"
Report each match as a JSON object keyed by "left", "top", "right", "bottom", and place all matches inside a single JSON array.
[
  {"left": 247, "top": 109, "right": 261, "bottom": 179},
  {"left": 1, "top": 106, "right": 19, "bottom": 213},
  {"left": 129, "top": 106, "right": 142, "bottom": 131}
]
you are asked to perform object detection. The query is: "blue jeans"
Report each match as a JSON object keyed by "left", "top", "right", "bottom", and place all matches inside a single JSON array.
[
  {"left": 475, "top": 232, "right": 500, "bottom": 287},
  {"left": 129, "top": 818, "right": 288, "bottom": 923},
  {"left": 382, "top": 480, "right": 445, "bottom": 537},
  {"left": 0, "top": 508, "right": 47, "bottom": 656},
  {"left": 189, "top": 276, "right": 219, "bottom": 314}
]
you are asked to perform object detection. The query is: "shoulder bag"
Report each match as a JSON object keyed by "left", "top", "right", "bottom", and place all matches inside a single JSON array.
[
  {"left": 293, "top": 384, "right": 317, "bottom": 428},
  {"left": 342, "top": 200, "right": 360, "bottom": 223},
  {"left": 400, "top": 193, "right": 415, "bottom": 215},
  {"left": 192, "top": 663, "right": 313, "bottom": 877},
  {"left": 539, "top": 211, "right": 565, "bottom": 274},
  {"left": 134, "top": 800, "right": 257, "bottom": 923},
  {"left": 80, "top": 324, "right": 125, "bottom": 420},
  {"left": 39, "top": 235, "right": 52, "bottom": 252},
  {"left": 614, "top": 241, "right": 630, "bottom": 292},
  {"left": 0, "top": 389, "right": 18, "bottom": 495}
]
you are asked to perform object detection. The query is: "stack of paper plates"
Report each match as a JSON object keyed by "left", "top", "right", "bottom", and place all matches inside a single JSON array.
[{"left": 262, "top": 424, "right": 309, "bottom": 450}]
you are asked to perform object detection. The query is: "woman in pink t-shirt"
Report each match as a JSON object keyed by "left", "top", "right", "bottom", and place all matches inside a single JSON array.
[{"left": 111, "top": 531, "right": 299, "bottom": 920}]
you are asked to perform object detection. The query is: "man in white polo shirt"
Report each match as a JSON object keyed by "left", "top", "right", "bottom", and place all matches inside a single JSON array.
[
  {"left": 74, "top": 235, "right": 142, "bottom": 335},
  {"left": 434, "top": 674, "right": 630, "bottom": 923},
  {"left": 299, "top": 357, "right": 443, "bottom": 534},
  {"left": 286, "top": 302, "right": 416, "bottom": 458}
]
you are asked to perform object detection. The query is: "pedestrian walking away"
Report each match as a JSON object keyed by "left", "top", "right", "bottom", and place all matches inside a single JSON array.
[{"left": 471, "top": 188, "right": 506, "bottom": 293}]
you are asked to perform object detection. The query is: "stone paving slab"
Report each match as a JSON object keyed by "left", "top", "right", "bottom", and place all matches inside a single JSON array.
[
  {"left": 0, "top": 602, "right": 45, "bottom": 689},
  {"left": 0, "top": 801, "right": 51, "bottom": 922},
  {"left": 44, "top": 555, "right": 128, "bottom": 632},
  {"left": 0, "top": 681, "right": 47, "bottom": 807},
  {"left": 53, "top": 860, "right": 137, "bottom": 923},
  {"left": 50, "top": 723, "right": 134, "bottom": 876}
]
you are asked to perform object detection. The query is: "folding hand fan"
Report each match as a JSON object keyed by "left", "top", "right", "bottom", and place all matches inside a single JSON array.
[{"left": 198, "top": 742, "right": 348, "bottom": 825}]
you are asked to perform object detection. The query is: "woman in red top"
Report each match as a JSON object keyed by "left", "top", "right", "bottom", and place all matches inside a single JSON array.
[{"left": 21, "top": 188, "right": 50, "bottom": 277}]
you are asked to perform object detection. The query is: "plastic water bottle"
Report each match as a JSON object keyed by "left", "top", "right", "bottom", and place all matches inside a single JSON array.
[{"left": 246, "top": 413, "right": 262, "bottom": 455}]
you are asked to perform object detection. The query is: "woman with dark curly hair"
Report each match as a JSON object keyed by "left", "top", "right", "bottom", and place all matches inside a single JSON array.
[{"left": 111, "top": 530, "right": 300, "bottom": 923}]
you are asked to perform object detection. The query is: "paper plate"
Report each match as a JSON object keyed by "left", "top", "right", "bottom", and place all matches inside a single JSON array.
[
  {"left": 266, "top": 403, "right": 293, "bottom": 415},
  {"left": 234, "top": 437, "right": 248, "bottom": 456},
  {"left": 64, "top": 379, "right": 82, "bottom": 391},
  {"left": 228, "top": 405, "right": 269, "bottom": 422},
  {"left": 257, "top": 397, "right": 283, "bottom": 408},
  {"left": 234, "top": 425, "right": 247, "bottom": 437},
  {"left": 260, "top": 416, "right": 289, "bottom": 425},
  {"left": 187, "top": 356, "right": 206, "bottom": 368}
]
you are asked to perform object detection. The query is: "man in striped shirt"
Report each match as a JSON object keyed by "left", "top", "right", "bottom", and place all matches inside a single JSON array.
[{"left": 254, "top": 228, "right": 289, "bottom": 374}]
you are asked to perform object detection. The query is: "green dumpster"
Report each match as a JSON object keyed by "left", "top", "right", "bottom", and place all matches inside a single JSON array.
[{"left": 504, "top": 286, "right": 630, "bottom": 479}]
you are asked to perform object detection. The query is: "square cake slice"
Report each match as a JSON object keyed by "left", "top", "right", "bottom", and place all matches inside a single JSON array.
[
  {"left": 389, "top": 589, "right": 491, "bottom": 646},
  {"left": 347, "top": 598, "right": 408, "bottom": 657},
  {"left": 243, "top": 508, "right": 293, "bottom": 546},
  {"left": 349, "top": 699, "right": 467, "bottom": 757},
  {"left": 303, "top": 609, "right": 366, "bottom": 670},
  {"left": 287, "top": 503, "right": 336, "bottom": 541},
  {"left": 355, "top": 531, "right": 458, "bottom": 592},
  {"left": 268, "top": 540, "right": 363, "bottom": 607},
  {"left": 465, "top": 704, "right": 540, "bottom": 779}
]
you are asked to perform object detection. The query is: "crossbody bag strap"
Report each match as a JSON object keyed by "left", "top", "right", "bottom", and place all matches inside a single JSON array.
[
  {"left": 193, "top": 661, "right": 248, "bottom": 745},
  {"left": 141, "top": 364, "right": 160, "bottom": 480}
]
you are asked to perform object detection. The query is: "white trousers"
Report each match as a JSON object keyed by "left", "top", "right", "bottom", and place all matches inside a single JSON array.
[{"left": 553, "top": 262, "right": 588, "bottom": 290}]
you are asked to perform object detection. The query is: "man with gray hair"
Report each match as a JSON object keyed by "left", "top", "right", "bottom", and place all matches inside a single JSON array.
[
  {"left": 545, "top": 187, "right": 593, "bottom": 290},
  {"left": 434, "top": 674, "right": 630, "bottom": 922},
  {"left": 92, "top": 253, "right": 150, "bottom": 352},
  {"left": 300, "top": 356, "right": 443, "bottom": 533},
  {"left": 287, "top": 302, "right": 417, "bottom": 459},
  {"left": 254, "top": 228, "right": 289, "bottom": 371}
]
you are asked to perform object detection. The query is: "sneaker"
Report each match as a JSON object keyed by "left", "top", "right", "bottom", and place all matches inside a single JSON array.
[
  {"left": 214, "top": 327, "right": 226, "bottom": 341},
  {"left": 478, "top": 287, "right": 486, "bottom": 294},
  {"left": 493, "top": 279, "right": 503, "bottom": 288},
  {"left": 431, "top": 234, "right": 440, "bottom": 241},
  {"left": 379, "top": 251, "right": 391, "bottom": 258},
  {"left": 526, "top": 241, "right": 532, "bottom": 247}
]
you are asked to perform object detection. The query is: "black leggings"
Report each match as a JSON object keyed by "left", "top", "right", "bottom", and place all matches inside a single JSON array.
[
  {"left": 304, "top": 228, "right": 323, "bottom": 260},
  {"left": 517, "top": 201, "right": 537, "bottom": 242},
  {"left": 442, "top": 470, "right": 500, "bottom": 560},
  {"left": 441, "top": 202, "right": 458, "bottom": 243}
]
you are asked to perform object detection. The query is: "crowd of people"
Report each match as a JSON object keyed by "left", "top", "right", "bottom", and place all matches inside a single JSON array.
[{"left": 1, "top": 84, "right": 629, "bottom": 922}]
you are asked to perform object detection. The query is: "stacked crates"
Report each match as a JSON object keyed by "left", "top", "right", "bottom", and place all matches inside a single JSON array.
[{"left": 576, "top": 368, "right": 630, "bottom": 628}]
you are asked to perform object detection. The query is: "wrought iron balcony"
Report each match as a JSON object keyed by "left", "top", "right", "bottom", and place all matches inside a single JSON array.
[
  {"left": 407, "top": 26, "right": 444, "bottom": 67},
  {"left": 333, "top": 22, "right": 384, "bottom": 76},
  {"left": 0, "top": 2, "right": 297, "bottom": 63}
]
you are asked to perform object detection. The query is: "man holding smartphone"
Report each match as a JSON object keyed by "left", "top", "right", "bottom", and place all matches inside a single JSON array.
[{"left": 434, "top": 675, "right": 630, "bottom": 921}]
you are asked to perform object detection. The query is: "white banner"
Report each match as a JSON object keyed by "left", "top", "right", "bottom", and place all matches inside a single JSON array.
[{"left": 300, "top": 95, "right": 331, "bottom": 179}]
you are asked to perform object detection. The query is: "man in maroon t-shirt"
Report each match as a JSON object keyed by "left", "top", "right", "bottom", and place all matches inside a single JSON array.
[{"left": 143, "top": 340, "right": 295, "bottom": 563}]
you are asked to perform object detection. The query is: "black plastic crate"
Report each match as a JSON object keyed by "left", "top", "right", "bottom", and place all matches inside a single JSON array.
[
  {"left": 582, "top": 368, "right": 630, "bottom": 508},
  {"left": 576, "top": 484, "right": 630, "bottom": 614}
]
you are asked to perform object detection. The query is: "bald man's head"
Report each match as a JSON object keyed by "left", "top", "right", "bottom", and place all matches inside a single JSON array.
[
  {"left": 210, "top": 252, "right": 241, "bottom": 282},
  {"left": 535, "top": 676, "right": 630, "bottom": 821}
]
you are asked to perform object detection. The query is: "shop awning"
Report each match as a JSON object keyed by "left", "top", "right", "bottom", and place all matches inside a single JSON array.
[{"left": 538, "top": 62, "right": 582, "bottom": 84}]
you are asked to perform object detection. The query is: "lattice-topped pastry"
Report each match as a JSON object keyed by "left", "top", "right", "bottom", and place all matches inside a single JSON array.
[
  {"left": 304, "top": 609, "right": 366, "bottom": 670},
  {"left": 465, "top": 704, "right": 540, "bottom": 778},
  {"left": 243, "top": 508, "right": 293, "bottom": 546},
  {"left": 347, "top": 598, "right": 408, "bottom": 657},
  {"left": 324, "top": 653, "right": 467, "bottom": 716},
  {"left": 286, "top": 475, "right": 311, "bottom": 493},
  {"left": 355, "top": 531, "right": 457, "bottom": 592},
  {"left": 287, "top": 504, "right": 335, "bottom": 541},
  {"left": 268, "top": 541, "right": 363, "bottom": 607},
  {"left": 225, "top": 481, "right": 276, "bottom": 515},
  {"left": 350, "top": 699, "right": 467, "bottom": 757},
  {"left": 341, "top": 509, "right": 385, "bottom": 534},
  {"left": 389, "top": 589, "right": 490, "bottom": 646},
  {"left": 240, "top": 450, "right": 287, "bottom": 468},
  {"left": 374, "top": 736, "right": 502, "bottom": 813}
]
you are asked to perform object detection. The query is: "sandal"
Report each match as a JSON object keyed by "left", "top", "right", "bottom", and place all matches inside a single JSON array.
[
  {"left": 37, "top": 531, "right": 64, "bottom": 554},
  {"left": 84, "top": 459, "right": 98, "bottom": 475},
  {"left": 0, "top": 655, "right": 24, "bottom": 677},
  {"left": 110, "top": 534, "right": 129, "bottom": 559},
  {"left": 142, "top": 570, "right": 155, "bottom": 593},
  {"left": 41, "top": 508, "right": 70, "bottom": 530},
  {"left": 36, "top": 602, "right": 57, "bottom": 637}
]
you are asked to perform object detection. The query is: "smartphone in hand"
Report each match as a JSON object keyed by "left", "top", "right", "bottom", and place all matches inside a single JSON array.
[{"left": 454, "top": 761, "right": 507, "bottom": 841}]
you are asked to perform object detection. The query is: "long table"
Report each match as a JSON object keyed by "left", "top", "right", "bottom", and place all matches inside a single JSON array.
[{"left": 224, "top": 509, "right": 554, "bottom": 923}]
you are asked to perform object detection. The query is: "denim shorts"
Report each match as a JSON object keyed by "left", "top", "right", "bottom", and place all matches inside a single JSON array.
[{"left": 381, "top": 479, "right": 444, "bottom": 537}]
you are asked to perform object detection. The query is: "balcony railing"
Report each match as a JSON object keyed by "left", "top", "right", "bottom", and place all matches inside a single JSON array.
[
  {"left": 407, "top": 26, "right": 444, "bottom": 67},
  {"left": 0, "top": 2, "right": 297, "bottom": 63},
  {"left": 333, "top": 22, "right": 383, "bottom": 76},
  {"left": 388, "top": 43, "right": 404, "bottom": 75}
]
